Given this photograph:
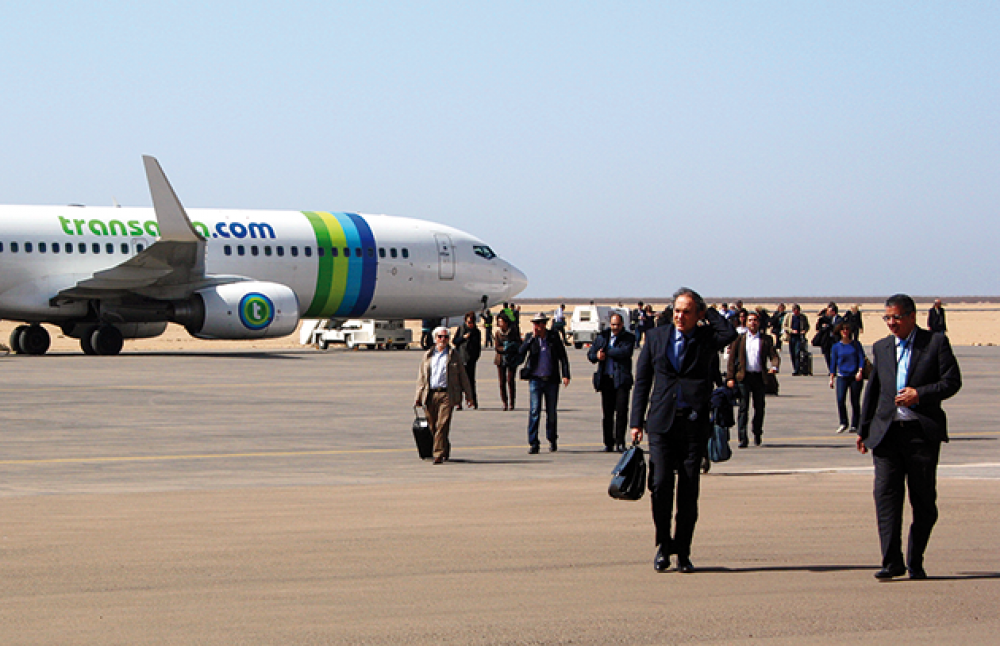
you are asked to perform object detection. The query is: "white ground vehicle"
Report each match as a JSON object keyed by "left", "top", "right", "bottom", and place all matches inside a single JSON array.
[
  {"left": 300, "top": 319, "right": 412, "bottom": 350},
  {"left": 569, "top": 305, "right": 630, "bottom": 349}
]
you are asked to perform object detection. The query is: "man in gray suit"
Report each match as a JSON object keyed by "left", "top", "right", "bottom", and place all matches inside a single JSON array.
[{"left": 858, "top": 294, "right": 962, "bottom": 580}]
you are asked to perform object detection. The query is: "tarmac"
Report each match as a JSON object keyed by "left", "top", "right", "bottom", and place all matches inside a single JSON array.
[{"left": 1, "top": 344, "right": 998, "bottom": 645}]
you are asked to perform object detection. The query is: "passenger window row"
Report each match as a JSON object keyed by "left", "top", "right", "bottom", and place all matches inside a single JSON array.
[
  {"left": 222, "top": 245, "right": 410, "bottom": 259},
  {"left": 0, "top": 240, "right": 412, "bottom": 260},
  {"left": 0, "top": 241, "right": 137, "bottom": 255}
]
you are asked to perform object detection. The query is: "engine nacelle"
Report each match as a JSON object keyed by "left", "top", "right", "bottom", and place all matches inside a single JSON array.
[{"left": 182, "top": 282, "right": 300, "bottom": 340}]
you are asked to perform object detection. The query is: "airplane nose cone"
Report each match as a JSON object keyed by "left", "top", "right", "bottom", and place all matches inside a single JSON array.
[{"left": 507, "top": 263, "right": 528, "bottom": 299}]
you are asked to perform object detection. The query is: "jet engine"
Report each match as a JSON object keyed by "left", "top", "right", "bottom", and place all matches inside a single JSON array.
[{"left": 173, "top": 281, "right": 300, "bottom": 340}]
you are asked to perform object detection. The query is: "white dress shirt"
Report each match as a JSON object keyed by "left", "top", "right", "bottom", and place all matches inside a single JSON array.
[
  {"left": 745, "top": 332, "right": 763, "bottom": 373},
  {"left": 430, "top": 348, "right": 449, "bottom": 389}
]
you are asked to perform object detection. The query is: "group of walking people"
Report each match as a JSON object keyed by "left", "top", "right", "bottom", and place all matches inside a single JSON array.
[{"left": 415, "top": 291, "right": 961, "bottom": 582}]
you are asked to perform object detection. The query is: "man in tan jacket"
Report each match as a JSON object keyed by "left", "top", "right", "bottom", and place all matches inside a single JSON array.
[{"left": 415, "top": 326, "right": 474, "bottom": 464}]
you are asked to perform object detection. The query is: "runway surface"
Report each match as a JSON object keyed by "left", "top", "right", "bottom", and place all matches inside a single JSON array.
[{"left": 2, "top": 344, "right": 998, "bottom": 644}]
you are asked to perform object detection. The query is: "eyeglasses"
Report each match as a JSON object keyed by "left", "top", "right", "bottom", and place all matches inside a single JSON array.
[
  {"left": 882, "top": 314, "right": 907, "bottom": 322},
  {"left": 435, "top": 334, "right": 449, "bottom": 338}
]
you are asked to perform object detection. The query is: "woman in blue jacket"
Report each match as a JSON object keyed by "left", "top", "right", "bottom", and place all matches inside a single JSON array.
[{"left": 828, "top": 321, "right": 866, "bottom": 434}]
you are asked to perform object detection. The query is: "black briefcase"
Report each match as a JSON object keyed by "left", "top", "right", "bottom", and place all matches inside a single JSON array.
[
  {"left": 608, "top": 443, "right": 646, "bottom": 501},
  {"left": 412, "top": 406, "right": 433, "bottom": 460}
]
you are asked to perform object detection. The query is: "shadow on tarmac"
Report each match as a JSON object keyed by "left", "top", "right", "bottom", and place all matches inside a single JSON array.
[
  {"left": 696, "top": 566, "right": 1000, "bottom": 579},
  {"left": 694, "top": 564, "right": 873, "bottom": 574}
]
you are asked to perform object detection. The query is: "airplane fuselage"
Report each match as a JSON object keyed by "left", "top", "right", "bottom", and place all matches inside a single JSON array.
[{"left": 0, "top": 206, "right": 526, "bottom": 327}]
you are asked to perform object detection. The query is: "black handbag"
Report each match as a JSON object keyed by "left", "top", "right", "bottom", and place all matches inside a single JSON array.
[
  {"left": 608, "top": 443, "right": 646, "bottom": 501},
  {"left": 762, "top": 371, "right": 779, "bottom": 395},
  {"left": 707, "top": 424, "right": 732, "bottom": 463}
]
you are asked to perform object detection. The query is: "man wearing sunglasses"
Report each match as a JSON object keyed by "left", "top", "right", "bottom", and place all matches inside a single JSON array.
[
  {"left": 415, "top": 326, "right": 475, "bottom": 464},
  {"left": 858, "top": 294, "right": 962, "bottom": 580}
]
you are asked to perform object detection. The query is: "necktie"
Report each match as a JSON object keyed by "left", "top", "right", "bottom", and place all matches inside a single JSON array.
[
  {"left": 673, "top": 333, "right": 687, "bottom": 371},
  {"left": 896, "top": 339, "right": 909, "bottom": 392}
]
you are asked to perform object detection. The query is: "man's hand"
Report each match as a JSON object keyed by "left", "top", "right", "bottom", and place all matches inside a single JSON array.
[
  {"left": 829, "top": 375, "right": 835, "bottom": 389},
  {"left": 597, "top": 349, "right": 606, "bottom": 361},
  {"left": 630, "top": 427, "right": 643, "bottom": 444},
  {"left": 726, "top": 379, "right": 735, "bottom": 389},
  {"left": 562, "top": 377, "right": 570, "bottom": 387},
  {"left": 856, "top": 435, "right": 868, "bottom": 454},
  {"left": 895, "top": 387, "right": 919, "bottom": 408}
]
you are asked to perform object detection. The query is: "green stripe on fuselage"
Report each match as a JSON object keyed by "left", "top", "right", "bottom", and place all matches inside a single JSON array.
[{"left": 302, "top": 211, "right": 350, "bottom": 318}]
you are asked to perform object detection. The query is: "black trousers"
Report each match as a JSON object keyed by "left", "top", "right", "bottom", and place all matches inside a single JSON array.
[
  {"left": 789, "top": 335, "right": 805, "bottom": 374},
  {"left": 464, "top": 360, "right": 478, "bottom": 407},
  {"left": 598, "top": 375, "right": 630, "bottom": 449},
  {"left": 872, "top": 421, "right": 940, "bottom": 571},
  {"left": 648, "top": 413, "right": 707, "bottom": 558},
  {"left": 736, "top": 372, "right": 766, "bottom": 444}
]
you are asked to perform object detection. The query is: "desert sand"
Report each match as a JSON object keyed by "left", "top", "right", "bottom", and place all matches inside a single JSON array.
[{"left": 2, "top": 298, "right": 996, "bottom": 354}]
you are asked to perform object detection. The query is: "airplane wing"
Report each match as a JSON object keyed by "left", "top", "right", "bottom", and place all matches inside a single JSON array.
[{"left": 55, "top": 156, "right": 245, "bottom": 302}]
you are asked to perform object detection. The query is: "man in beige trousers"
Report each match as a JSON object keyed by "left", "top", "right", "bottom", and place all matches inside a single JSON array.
[{"left": 415, "top": 326, "right": 474, "bottom": 464}]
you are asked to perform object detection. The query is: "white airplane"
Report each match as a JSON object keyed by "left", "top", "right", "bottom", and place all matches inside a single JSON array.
[{"left": 0, "top": 156, "right": 527, "bottom": 355}]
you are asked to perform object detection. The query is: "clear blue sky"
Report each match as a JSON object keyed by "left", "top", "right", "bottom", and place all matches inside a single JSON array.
[{"left": 2, "top": 2, "right": 997, "bottom": 298}]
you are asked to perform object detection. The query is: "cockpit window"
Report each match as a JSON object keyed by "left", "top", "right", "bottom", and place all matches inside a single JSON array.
[{"left": 473, "top": 245, "right": 496, "bottom": 260}]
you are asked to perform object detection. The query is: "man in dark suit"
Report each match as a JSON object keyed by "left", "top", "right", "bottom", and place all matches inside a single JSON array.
[
  {"left": 858, "top": 294, "right": 961, "bottom": 580},
  {"left": 726, "top": 310, "right": 780, "bottom": 448},
  {"left": 587, "top": 313, "right": 635, "bottom": 453},
  {"left": 630, "top": 288, "right": 737, "bottom": 573},
  {"left": 926, "top": 299, "right": 947, "bottom": 334}
]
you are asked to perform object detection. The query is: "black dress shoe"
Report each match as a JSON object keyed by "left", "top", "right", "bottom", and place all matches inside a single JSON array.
[
  {"left": 677, "top": 556, "right": 695, "bottom": 573},
  {"left": 738, "top": 441, "right": 749, "bottom": 449},
  {"left": 908, "top": 567, "right": 928, "bottom": 580},
  {"left": 603, "top": 446, "right": 614, "bottom": 453},
  {"left": 615, "top": 444, "right": 626, "bottom": 453},
  {"left": 874, "top": 565, "right": 907, "bottom": 580},
  {"left": 653, "top": 547, "right": 669, "bottom": 573},
  {"left": 549, "top": 440, "right": 558, "bottom": 452},
  {"left": 753, "top": 434, "right": 762, "bottom": 446},
  {"left": 528, "top": 444, "right": 540, "bottom": 454}
]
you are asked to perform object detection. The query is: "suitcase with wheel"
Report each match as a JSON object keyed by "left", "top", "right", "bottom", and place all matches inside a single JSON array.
[
  {"left": 798, "top": 346, "right": 813, "bottom": 376},
  {"left": 412, "top": 407, "right": 433, "bottom": 460}
]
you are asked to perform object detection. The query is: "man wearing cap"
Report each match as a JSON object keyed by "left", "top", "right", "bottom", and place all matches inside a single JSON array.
[{"left": 519, "top": 312, "right": 571, "bottom": 454}]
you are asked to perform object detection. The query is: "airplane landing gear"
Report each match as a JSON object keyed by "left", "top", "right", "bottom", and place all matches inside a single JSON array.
[
  {"left": 9, "top": 325, "right": 28, "bottom": 354},
  {"left": 90, "top": 326, "right": 124, "bottom": 356},
  {"left": 21, "top": 325, "right": 51, "bottom": 355},
  {"left": 9, "top": 324, "right": 50, "bottom": 355},
  {"left": 79, "top": 325, "right": 123, "bottom": 355}
]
